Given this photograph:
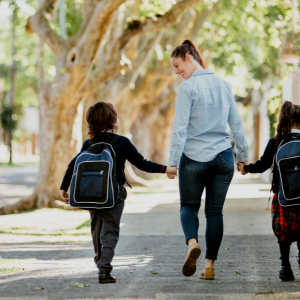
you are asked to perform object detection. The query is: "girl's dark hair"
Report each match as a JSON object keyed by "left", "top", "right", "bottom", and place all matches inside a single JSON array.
[
  {"left": 275, "top": 101, "right": 300, "bottom": 145},
  {"left": 86, "top": 102, "right": 118, "bottom": 139},
  {"left": 171, "top": 39, "right": 206, "bottom": 69}
]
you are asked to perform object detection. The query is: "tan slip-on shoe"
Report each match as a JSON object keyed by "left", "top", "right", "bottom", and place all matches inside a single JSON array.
[
  {"left": 200, "top": 267, "right": 215, "bottom": 280},
  {"left": 182, "top": 243, "right": 201, "bottom": 277}
]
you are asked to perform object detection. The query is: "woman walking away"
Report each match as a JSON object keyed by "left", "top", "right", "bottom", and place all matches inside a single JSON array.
[
  {"left": 241, "top": 101, "right": 300, "bottom": 281},
  {"left": 60, "top": 102, "right": 178, "bottom": 284},
  {"left": 167, "top": 40, "right": 248, "bottom": 280}
]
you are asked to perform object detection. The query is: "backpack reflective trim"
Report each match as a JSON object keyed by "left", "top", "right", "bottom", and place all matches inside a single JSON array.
[{"left": 73, "top": 156, "right": 111, "bottom": 205}]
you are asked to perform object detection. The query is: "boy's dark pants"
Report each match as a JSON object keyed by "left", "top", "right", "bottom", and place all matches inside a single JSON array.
[{"left": 89, "top": 186, "right": 126, "bottom": 273}]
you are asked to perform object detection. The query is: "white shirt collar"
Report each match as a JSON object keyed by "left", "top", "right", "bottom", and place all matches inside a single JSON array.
[{"left": 291, "top": 129, "right": 300, "bottom": 133}]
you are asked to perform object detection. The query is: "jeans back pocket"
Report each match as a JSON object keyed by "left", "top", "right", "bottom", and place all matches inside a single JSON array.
[
  {"left": 184, "top": 154, "right": 203, "bottom": 171},
  {"left": 219, "top": 148, "right": 234, "bottom": 171}
]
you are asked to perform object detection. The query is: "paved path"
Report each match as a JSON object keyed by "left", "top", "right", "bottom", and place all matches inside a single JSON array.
[
  {"left": 0, "top": 165, "right": 38, "bottom": 207},
  {"left": 1, "top": 167, "right": 300, "bottom": 299}
]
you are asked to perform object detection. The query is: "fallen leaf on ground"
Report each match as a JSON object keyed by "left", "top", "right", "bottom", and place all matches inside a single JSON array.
[
  {"left": 235, "top": 270, "right": 240, "bottom": 274},
  {"left": 73, "top": 282, "right": 90, "bottom": 287},
  {"left": 150, "top": 271, "right": 159, "bottom": 275}
]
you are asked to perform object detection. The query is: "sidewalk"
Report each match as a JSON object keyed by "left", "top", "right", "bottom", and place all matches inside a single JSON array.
[{"left": 1, "top": 167, "right": 300, "bottom": 299}]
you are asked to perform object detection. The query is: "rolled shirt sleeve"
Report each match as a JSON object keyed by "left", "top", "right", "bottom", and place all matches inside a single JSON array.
[
  {"left": 227, "top": 85, "right": 248, "bottom": 162},
  {"left": 168, "top": 82, "right": 192, "bottom": 166}
]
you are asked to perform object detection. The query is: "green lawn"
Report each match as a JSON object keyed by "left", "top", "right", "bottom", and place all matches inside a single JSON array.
[{"left": 0, "top": 258, "right": 35, "bottom": 274}]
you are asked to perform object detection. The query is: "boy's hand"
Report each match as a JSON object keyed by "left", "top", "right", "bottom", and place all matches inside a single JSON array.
[
  {"left": 60, "top": 190, "right": 69, "bottom": 204},
  {"left": 166, "top": 166, "right": 178, "bottom": 179}
]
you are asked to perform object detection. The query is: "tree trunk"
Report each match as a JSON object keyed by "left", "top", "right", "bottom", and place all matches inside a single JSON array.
[
  {"left": 9, "top": 3, "right": 17, "bottom": 164},
  {"left": 35, "top": 92, "right": 80, "bottom": 207}
]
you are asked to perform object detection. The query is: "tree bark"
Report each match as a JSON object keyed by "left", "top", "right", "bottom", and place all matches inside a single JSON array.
[{"left": 9, "top": 3, "right": 17, "bottom": 164}]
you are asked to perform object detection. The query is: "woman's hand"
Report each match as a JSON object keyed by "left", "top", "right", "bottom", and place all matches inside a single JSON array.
[
  {"left": 60, "top": 190, "right": 69, "bottom": 204},
  {"left": 241, "top": 165, "right": 248, "bottom": 175},
  {"left": 166, "top": 166, "right": 178, "bottom": 179}
]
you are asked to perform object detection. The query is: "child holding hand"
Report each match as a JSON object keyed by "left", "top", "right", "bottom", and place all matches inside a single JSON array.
[
  {"left": 60, "top": 102, "right": 178, "bottom": 284},
  {"left": 241, "top": 101, "right": 300, "bottom": 281}
]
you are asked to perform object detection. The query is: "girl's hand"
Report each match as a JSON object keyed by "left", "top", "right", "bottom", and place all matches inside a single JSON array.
[{"left": 60, "top": 190, "right": 69, "bottom": 204}]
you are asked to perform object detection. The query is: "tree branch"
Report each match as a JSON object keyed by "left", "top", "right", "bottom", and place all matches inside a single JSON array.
[
  {"left": 81, "top": 31, "right": 165, "bottom": 99},
  {"left": 116, "top": 0, "right": 204, "bottom": 50},
  {"left": 191, "top": 1, "right": 221, "bottom": 41},
  {"left": 46, "top": 0, "right": 126, "bottom": 109},
  {"left": 66, "top": 0, "right": 127, "bottom": 71},
  {"left": 67, "top": 0, "right": 103, "bottom": 48},
  {"left": 79, "top": 0, "right": 203, "bottom": 97},
  {"left": 26, "top": 0, "right": 65, "bottom": 56}
]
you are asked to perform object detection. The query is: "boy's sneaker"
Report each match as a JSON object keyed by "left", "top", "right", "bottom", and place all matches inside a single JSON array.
[
  {"left": 279, "top": 266, "right": 295, "bottom": 281},
  {"left": 99, "top": 271, "right": 117, "bottom": 284}
]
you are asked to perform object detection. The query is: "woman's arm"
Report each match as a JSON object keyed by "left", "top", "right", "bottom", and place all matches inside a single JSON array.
[
  {"left": 227, "top": 85, "right": 248, "bottom": 163},
  {"left": 168, "top": 82, "right": 192, "bottom": 166},
  {"left": 244, "top": 139, "right": 277, "bottom": 174},
  {"left": 60, "top": 140, "right": 91, "bottom": 191}
]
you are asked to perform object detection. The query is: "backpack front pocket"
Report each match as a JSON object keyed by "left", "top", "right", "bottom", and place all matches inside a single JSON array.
[
  {"left": 80, "top": 171, "right": 103, "bottom": 198},
  {"left": 284, "top": 167, "right": 300, "bottom": 199}
]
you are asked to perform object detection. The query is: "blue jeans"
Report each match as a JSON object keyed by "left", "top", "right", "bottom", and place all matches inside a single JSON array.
[{"left": 179, "top": 148, "right": 234, "bottom": 260}]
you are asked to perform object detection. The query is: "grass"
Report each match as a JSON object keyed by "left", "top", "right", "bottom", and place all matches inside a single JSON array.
[
  {"left": 0, "top": 216, "right": 92, "bottom": 239},
  {"left": 0, "top": 162, "right": 39, "bottom": 167},
  {"left": 0, "top": 230, "right": 90, "bottom": 237},
  {"left": 0, "top": 258, "right": 34, "bottom": 275}
]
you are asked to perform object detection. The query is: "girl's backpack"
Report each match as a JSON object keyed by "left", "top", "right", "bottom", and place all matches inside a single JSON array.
[
  {"left": 276, "top": 134, "right": 300, "bottom": 207},
  {"left": 69, "top": 135, "right": 120, "bottom": 209}
]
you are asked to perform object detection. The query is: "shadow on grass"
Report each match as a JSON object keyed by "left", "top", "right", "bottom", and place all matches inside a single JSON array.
[{"left": 76, "top": 219, "right": 91, "bottom": 230}]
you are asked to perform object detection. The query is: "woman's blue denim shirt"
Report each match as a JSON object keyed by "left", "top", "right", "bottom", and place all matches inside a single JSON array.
[{"left": 168, "top": 69, "right": 248, "bottom": 166}]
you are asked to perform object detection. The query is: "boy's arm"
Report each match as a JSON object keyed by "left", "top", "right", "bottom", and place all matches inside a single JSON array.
[
  {"left": 125, "top": 138, "right": 167, "bottom": 173},
  {"left": 60, "top": 140, "right": 91, "bottom": 191},
  {"left": 244, "top": 139, "right": 276, "bottom": 174}
]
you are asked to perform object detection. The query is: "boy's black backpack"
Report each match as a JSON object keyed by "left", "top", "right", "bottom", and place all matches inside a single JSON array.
[
  {"left": 274, "top": 133, "right": 300, "bottom": 207},
  {"left": 69, "top": 134, "right": 120, "bottom": 209}
]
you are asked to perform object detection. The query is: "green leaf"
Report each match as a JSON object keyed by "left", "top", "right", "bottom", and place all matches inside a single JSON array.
[
  {"left": 73, "top": 282, "right": 90, "bottom": 287},
  {"left": 150, "top": 271, "right": 159, "bottom": 275}
]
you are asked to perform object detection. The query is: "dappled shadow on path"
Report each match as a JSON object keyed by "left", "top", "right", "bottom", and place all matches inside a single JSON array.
[{"left": 1, "top": 235, "right": 300, "bottom": 299}]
